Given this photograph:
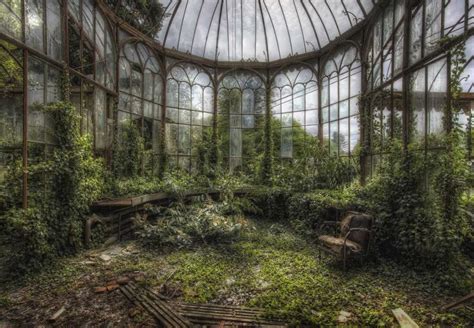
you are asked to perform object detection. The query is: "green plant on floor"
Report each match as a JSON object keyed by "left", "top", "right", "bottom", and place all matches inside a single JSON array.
[{"left": 136, "top": 202, "right": 245, "bottom": 249}]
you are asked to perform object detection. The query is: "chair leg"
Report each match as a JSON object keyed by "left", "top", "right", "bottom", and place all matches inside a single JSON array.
[{"left": 343, "top": 251, "right": 347, "bottom": 271}]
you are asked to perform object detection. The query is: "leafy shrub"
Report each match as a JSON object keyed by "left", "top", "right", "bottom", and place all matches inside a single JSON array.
[
  {"left": 105, "top": 176, "right": 163, "bottom": 198},
  {"left": 1, "top": 208, "right": 52, "bottom": 272},
  {"left": 248, "top": 184, "right": 361, "bottom": 232},
  {"left": 271, "top": 145, "right": 358, "bottom": 192},
  {"left": 287, "top": 186, "right": 362, "bottom": 235},
  {"left": 248, "top": 187, "right": 292, "bottom": 221},
  {"left": 211, "top": 173, "right": 259, "bottom": 216},
  {"left": 136, "top": 202, "right": 246, "bottom": 249}
]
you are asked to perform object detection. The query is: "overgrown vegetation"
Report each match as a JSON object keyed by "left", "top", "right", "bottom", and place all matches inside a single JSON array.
[
  {"left": 136, "top": 202, "right": 247, "bottom": 249},
  {"left": 0, "top": 102, "right": 104, "bottom": 273},
  {"left": 105, "top": 0, "right": 167, "bottom": 37},
  {"left": 4, "top": 221, "right": 471, "bottom": 327}
]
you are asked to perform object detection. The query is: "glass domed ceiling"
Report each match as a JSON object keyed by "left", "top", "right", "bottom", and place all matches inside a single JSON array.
[{"left": 155, "top": 0, "right": 378, "bottom": 62}]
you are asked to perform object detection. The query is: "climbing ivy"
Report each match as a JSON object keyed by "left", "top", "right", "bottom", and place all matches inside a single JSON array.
[
  {"left": 112, "top": 120, "right": 145, "bottom": 178},
  {"left": 0, "top": 102, "right": 105, "bottom": 273}
]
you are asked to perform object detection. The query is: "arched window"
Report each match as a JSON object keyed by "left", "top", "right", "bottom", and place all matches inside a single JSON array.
[
  {"left": 322, "top": 45, "right": 361, "bottom": 157},
  {"left": 271, "top": 65, "right": 318, "bottom": 162},
  {"left": 218, "top": 70, "right": 265, "bottom": 172},
  {"left": 166, "top": 62, "right": 213, "bottom": 172},
  {"left": 118, "top": 41, "right": 163, "bottom": 174}
]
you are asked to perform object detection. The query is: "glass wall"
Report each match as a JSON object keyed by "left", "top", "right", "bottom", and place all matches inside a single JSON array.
[
  {"left": 119, "top": 41, "right": 163, "bottom": 174},
  {"left": 0, "top": 40, "right": 22, "bottom": 188},
  {"left": 218, "top": 70, "right": 265, "bottom": 172},
  {"left": 0, "top": 0, "right": 22, "bottom": 40},
  {"left": 410, "top": 58, "right": 448, "bottom": 148},
  {"left": 0, "top": 0, "right": 63, "bottom": 60},
  {"left": 367, "top": 0, "right": 404, "bottom": 91},
  {"left": 365, "top": 0, "right": 472, "bottom": 176},
  {"left": 0, "top": 0, "right": 473, "bottom": 194},
  {"left": 67, "top": 0, "right": 116, "bottom": 154},
  {"left": 271, "top": 64, "right": 318, "bottom": 163},
  {"left": 409, "top": 0, "right": 472, "bottom": 65},
  {"left": 166, "top": 62, "right": 213, "bottom": 172},
  {"left": 321, "top": 45, "right": 361, "bottom": 157},
  {"left": 68, "top": 0, "right": 116, "bottom": 89}
]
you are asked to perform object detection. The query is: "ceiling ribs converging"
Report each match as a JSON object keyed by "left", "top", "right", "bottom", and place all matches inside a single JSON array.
[{"left": 157, "top": 0, "right": 377, "bottom": 63}]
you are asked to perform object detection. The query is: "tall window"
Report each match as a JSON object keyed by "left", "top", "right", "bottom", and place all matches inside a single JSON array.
[
  {"left": 68, "top": 0, "right": 116, "bottom": 90},
  {"left": 367, "top": 0, "right": 405, "bottom": 90},
  {"left": 0, "top": 0, "right": 22, "bottom": 40},
  {"left": 0, "top": 40, "right": 23, "bottom": 186},
  {"left": 271, "top": 65, "right": 318, "bottom": 162},
  {"left": 410, "top": 59, "right": 448, "bottom": 149},
  {"left": 119, "top": 41, "right": 163, "bottom": 174},
  {"left": 410, "top": 0, "right": 472, "bottom": 65},
  {"left": 166, "top": 62, "right": 213, "bottom": 172},
  {"left": 321, "top": 45, "right": 361, "bottom": 157},
  {"left": 218, "top": 70, "right": 265, "bottom": 172},
  {"left": 0, "top": 0, "right": 64, "bottom": 61}
]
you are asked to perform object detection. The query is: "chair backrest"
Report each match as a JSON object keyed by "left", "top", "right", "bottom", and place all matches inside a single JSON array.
[{"left": 340, "top": 212, "right": 373, "bottom": 251}]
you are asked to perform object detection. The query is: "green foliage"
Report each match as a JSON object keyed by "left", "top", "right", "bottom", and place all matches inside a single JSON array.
[
  {"left": 0, "top": 153, "right": 22, "bottom": 209},
  {"left": 0, "top": 102, "right": 105, "bottom": 273},
  {"left": 271, "top": 143, "right": 358, "bottom": 192},
  {"left": 113, "top": 120, "right": 144, "bottom": 178},
  {"left": 248, "top": 185, "right": 362, "bottom": 234},
  {"left": 105, "top": 176, "right": 163, "bottom": 198},
  {"left": 211, "top": 173, "right": 260, "bottom": 216},
  {"left": 1, "top": 208, "right": 52, "bottom": 272},
  {"left": 0, "top": 40, "right": 22, "bottom": 91},
  {"left": 105, "top": 0, "right": 167, "bottom": 37},
  {"left": 194, "top": 126, "right": 219, "bottom": 178},
  {"left": 136, "top": 202, "right": 245, "bottom": 249}
]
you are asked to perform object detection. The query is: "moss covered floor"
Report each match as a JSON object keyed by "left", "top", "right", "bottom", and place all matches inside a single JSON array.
[{"left": 1, "top": 219, "right": 472, "bottom": 327}]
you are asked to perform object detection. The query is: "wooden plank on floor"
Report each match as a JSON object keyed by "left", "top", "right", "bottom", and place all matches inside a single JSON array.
[
  {"left": 392, "top": 308, "right": 419, "bottom": 328},
  {"left": 442, "top": 291, "right": 474, "bottom": 311},
  {"left": 120, "top": 281, "right": 286, "bottom": 327},
  {"left": 120, "top": 283, "right": 191, "bottom": 328}
]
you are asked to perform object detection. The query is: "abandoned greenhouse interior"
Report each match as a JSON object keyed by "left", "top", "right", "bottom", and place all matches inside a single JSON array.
[{"left": 0, "top": 0, "right": 473, "bottom": 326}]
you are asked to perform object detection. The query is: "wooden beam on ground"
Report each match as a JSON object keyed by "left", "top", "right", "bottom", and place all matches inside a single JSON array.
[
  {"left": 392, "top": 308, "right": 419, "bottom": 328},
  {"left": 442, "top": 291, "right": 474, "bottom": 311}
]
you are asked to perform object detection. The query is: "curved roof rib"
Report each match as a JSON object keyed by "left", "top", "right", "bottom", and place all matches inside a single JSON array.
[{"left": 155, "top": 0, "right": 377, "bottom": 63}]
